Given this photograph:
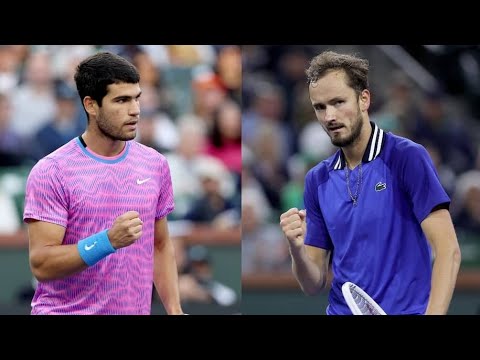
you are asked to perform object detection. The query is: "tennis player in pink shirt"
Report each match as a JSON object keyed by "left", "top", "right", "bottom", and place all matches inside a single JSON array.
[{"left": 24, "top": 51, "right": 184, "bottom": 315}]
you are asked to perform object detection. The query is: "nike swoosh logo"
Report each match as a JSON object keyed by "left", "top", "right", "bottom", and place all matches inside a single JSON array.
[
  {"left": 136, "top": 178, "right": 151, "bottom": 185},
  {"left": 84, "top": 241, "right": 97, "bottom": 251}
]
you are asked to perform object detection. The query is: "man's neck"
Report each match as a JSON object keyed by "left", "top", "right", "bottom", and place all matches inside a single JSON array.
[
  {"left": 82, "top": 130, "right": 126, "bottom": 157},
  {"left": 342, "top": 120, "right": 372, "bottom": 169}
]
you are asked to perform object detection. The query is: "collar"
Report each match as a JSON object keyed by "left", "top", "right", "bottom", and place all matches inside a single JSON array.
[{"left": 333, "top": 121, "right": 386, "bottom": 170}]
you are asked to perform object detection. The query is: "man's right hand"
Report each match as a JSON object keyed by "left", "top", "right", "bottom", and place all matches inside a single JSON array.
[
  {"left": 280, "top": 208, "right": 306, "bottom": 249},
  {"left": 107, "top": 211, "right": 143, "bottom": 249}
]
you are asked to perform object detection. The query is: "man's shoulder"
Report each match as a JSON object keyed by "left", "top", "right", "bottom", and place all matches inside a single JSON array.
[
  {"left": 47, "top": 138, "right": 79, "bottom": 157},
  {"left": 305, "top": 151, "right": 338, "bottom": 184},
  {"left": 32, "top": 139, "right": 79, "bottom": 171},
  {"left": 384, "top": 132, "right": 425, "bottom": 157},
  {"left": 130, "top": 141, "right": 166, "bottom": 160}
]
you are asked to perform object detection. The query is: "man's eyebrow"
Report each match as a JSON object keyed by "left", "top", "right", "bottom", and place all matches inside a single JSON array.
[
  {"left": 112, "top": 91, "right": 142, "bottom": 101},
  {"left": 312, "top": 96, "right": 345, "bottom": 107}
]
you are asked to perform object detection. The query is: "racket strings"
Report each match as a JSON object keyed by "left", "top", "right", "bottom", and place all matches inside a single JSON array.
[{"left": 350, "top": 286, "right": 382, "bottom": 315}]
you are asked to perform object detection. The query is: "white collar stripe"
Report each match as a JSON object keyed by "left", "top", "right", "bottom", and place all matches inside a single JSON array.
[
  {"left": 334, "top": 155, "right": 341, "bottom": 170},
  {"left": 374, "top": 129, "right": 384, "bottom": 158},
  {"left": 368, "top": 124, "right": 379, "bottom": 161}
]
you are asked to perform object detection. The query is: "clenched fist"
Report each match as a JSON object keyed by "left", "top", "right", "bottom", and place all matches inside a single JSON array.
[
  {"left": 107, "top": 211, "right": 143, "bottom": 249},
  {"left": 280, "top": 208, "right": 306, "bottom": 249}
]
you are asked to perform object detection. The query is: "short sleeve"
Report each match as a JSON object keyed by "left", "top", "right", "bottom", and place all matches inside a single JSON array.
[
  {"left": 156, "top": 156, "right": 175, "bottom": 219},
  {"left": 398, "top": 143, "right": 450, "bottom": 223},
  {"left": 23, "top": 159, "right": 69, "bottom": 227},
  {"left": 303, "top": 168, "right": 333, "bottom": 250}
]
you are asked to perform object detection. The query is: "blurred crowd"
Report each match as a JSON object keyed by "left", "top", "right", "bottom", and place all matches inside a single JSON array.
[
  {"left": 0, "top": 45, "right": 241, "bottom": 309},
  {"left": 242, "top": 45, "right": 480, "bottom": 275}
]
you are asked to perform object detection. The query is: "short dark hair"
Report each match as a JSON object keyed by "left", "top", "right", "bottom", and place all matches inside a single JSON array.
[
  {"left": 74, "top": 51, "right": 140, "bottom": 107},
  {"left": 305, "top": 51, "right": 369, "bottom": 95}
]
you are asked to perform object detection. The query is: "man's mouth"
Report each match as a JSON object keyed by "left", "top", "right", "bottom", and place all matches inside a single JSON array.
[{"left": 328, "top": 124, "right": 343, "bottom": 131}]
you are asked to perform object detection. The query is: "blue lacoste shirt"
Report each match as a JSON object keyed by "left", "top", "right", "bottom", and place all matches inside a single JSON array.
[{"left": 304, "top": 122, "right": 450, "bottom": 315}]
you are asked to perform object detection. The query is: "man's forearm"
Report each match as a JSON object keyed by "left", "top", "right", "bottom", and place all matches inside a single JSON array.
[
  {"left": 290, "top": 245, "right": 327, "bottom": 296},
  {"left": 426, "top": 249, "right": 461, "bottom": 315},
  {"left": 153, "top": 241, "right": 183, "bottom": 315},
  {"left": 30, "top": 244, "right": 89, "bottom": 281}
]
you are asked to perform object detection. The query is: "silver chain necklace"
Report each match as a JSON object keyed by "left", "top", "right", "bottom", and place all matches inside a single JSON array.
[{"left": 345, "top": 162, "right": 363, "bottom": 207}]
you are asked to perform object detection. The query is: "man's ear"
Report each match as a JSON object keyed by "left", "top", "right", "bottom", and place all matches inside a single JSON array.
[
  {"left": 359, "top": 89, "right": 370, "bottom": 112},
  {"left": 84, "top": 96, "right": 97, "bottom": 118}
]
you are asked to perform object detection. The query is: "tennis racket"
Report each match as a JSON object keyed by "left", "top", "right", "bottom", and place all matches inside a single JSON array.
[{"left": 341, "top": 281, "right": 387, "bottom": 315}]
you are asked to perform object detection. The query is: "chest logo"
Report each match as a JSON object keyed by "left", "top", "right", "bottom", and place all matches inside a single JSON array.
[
  {"left": 375, "top": 182, "right": 387, "bottom": 192},
  {"left": 137, "top": 178, "right": 151, "bottom": 185}
]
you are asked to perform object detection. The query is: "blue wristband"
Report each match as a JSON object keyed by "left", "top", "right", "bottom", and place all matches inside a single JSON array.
[{"left": 77, "top": 229, "right": 116, "bottom": 266}]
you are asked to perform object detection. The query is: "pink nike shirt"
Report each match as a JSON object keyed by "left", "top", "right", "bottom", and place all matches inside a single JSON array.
[{"left": 24, "top": 137, "right": 174, "bottom": 314}]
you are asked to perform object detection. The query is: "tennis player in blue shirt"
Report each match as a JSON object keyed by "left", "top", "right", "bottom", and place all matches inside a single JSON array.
[{"left": 280, "top": 51, "right": 461, "bottom": 315}]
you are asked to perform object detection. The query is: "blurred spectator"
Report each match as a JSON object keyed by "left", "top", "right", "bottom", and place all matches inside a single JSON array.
[
  {"left": 204, "top": 99, "right": 242, "bottom": 176},
  {"left": 0, "top": 190, "right": 20, "bottom": 234},
  {"left": 242, "top": 81, "right": 292, "bottom": 158},
  {"left": 171, "top": 238, "right": 237, "bottom": 307},
  {"left": 191, "top": 67, "right": 228, "bottom": 130},
  {"left": 135, "top": 110, "right": 162, "bottom": 152},
  {"left": 167, "top": 45, "right": 216, "bottom": 67},
  {"left": 136, "top": 84, "right": 179, "bottom": 153},
  {"left": 30, "top": 80, "right": 83, "bottom": 161},
  {"left": 47, "top": 45, "right": 93, "bottom": 130},
  {"left": 280, "top": 154, "right": 308, "bottom": 212},
  {"left": 0, "top": 93, "right": 28, "bottom": 166},
  {"left": 10, "top": 51, "right": 56, "bottom": 138},
  {"left": 452, "top": 170, "right": 480, "bottom": 233},
  {"left": 242, "top": 148, "right": 273, "bottom": 221},
  {"left": 185, "top": 245, "right": 237, "bottom": 306},
  {"left": 424, "top": 140, "right": 457, "bottom": 196},
  {"left": 297, "top": 120, "right": 335, "bottom": 164},
  {"left": 171, "top": 237, "right": 211, "bottom": 304},
  {"left": 371, "top": 71, "right": 420, "bottom": 136},
  {"left": 250, "top": 121, "right": 289, "bottom": 209},
  {"left": 414, "top": 89, "right": 476, "bottom": 174},
  {"left": 184, "top": 157, "right": 238, "bottom": 227},
  {"left": 242, "top": 187, "right": 290, "bottom": 274},
  {"left": 215, "top": 45, "right": 241, "bottom": 103},
  {"left": 138, "top": 45, "right": 170, "bottom": 69},
  {"left": 165, "top": 118, "right": 219, "bottom": 219},
  {"left": 275, "top": 46, "right": 311, "bottom": 126},
  {"left": 132, "top": 50, "right": 161, "bottom": 88},
  {"left": 0, "top": 45, "right": 24, "bottom": 93}
]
